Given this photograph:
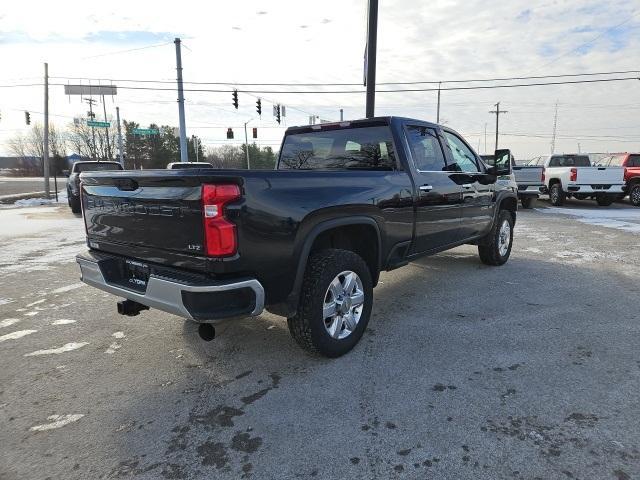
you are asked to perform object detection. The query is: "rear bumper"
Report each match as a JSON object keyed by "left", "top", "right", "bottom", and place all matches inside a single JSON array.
[
  {"left": 517, "top": 185, "right": 544, "bottom": 198},
  {"left": 76, "top": 251, "right": 264, "bottom": 322},
  {"left": 565, "top": 184, "right": 624, "bottom": 194}
]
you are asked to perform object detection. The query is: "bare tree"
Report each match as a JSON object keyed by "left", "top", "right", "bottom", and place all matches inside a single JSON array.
[
  {"left": 205, "top": 145, "right": 246, "bottom": 169},
  {"left": 67, "top": 117, "right": 117, "bottom": 160},
  {"left": 6, "top": 123, "right": 67, "bottom": 175}
]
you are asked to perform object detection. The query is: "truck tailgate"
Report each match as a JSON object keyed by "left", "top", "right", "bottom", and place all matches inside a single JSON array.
[
  {"left": 81, "top": 171, "right": 207, "bottom": 256},
  {"left": 575, "top": 167, "right": 624, "bottom": 184},
  {"left": 513, "top": 166, "right": 543, "bottom": 184}
]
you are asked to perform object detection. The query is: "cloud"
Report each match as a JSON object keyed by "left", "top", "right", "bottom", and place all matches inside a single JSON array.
[{"left": 83, "top": 30, "right": 175, "bottom": 44}]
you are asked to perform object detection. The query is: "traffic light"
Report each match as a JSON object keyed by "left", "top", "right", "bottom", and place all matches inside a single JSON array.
[
  {"left": 232, "top": 89, "right": 238, "bottom": 109},
  {"left": 252, "top": 127, "right": 257, "bottom": 139},
  {"left": 275, "top": 104, "right": 281, "bottom": 124},
  {"left": 256, "top": 98, "right": 262, "bottom": 116},
  {"left": 226, "top": 128, "right": 234, "bottom": 139},
  {"left": 25, "top": 111, "right": 31, "bottom": 125}
]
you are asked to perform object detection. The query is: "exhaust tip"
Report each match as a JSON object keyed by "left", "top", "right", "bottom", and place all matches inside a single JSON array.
[{"left": 198, "top": 323, "right": 216, "bottom": 341}]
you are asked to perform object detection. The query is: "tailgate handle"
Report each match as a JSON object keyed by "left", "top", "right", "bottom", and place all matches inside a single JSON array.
[
  {"left": 115, "top": 178, "right": 139, "bottom": 191},
  {"left": 598, "top": 167, "right": 605, "bottom": 170}
]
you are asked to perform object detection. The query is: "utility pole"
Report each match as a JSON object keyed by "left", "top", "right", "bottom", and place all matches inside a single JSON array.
[
  {"left": 436, "top": 82, "right": 441, "bottom": 123},
  {"left": 43, "top": 62, "right": 50, "bottom": 199},
  {"left": 340, "top": 108, "right": 344, "bottom": 121},
  {"left": 364, "top": 0, "right": 378, "bottom": 118},
  {"left": 116, "top": 106, "right": 124, "bottom": 165},
  {"left": 489, "top": 102, "right": 508, "bottom": 151},
  {"left": 175, "top": 38, "right": 188, "bottom": 162},
  {"left": 577, "top": 142, "right": 581, "bottom": 153},
  {"left": 243, "top": 120, "right": 252, "bottom": 169},
  {"left": 101, "top": 95, "right": 111, "bottom": 159},
  {"left": 550, "top": 101, "right": 559, "bottom": 154},
  {"left": 85, "top": 98, "right": 97, "bottom": 159}
]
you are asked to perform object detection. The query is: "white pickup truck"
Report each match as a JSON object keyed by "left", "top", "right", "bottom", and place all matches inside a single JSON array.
[{"left": 527, "top": 154, "right": 625, "bottom": 206}]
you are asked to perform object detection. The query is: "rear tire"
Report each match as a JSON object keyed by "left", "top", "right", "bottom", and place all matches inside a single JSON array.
[
  {"left": 478, "top": 210, "right": 514, "bottom": 266},
  {"left": 549, "top": 183, "right": 565, "bottom": 206},
  {"left": 287, "top": 249, "right": 373, "bottom": 358},
  {"left": 596, "top": 195, "right": 614, "bottom": 207},
  {"left": 69, "top": 195, "right": 81, "bottom": 214},
  {"left": 630, "top": 184, "right": 640, "bottom": 207},
  {"left": 520, "top": 197, "right": 534, "bottom": 209}
]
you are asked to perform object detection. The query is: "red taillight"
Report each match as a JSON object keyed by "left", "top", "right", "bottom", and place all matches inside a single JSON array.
[
  {"left": 202, "top": 184, "right": 241, "bottom": 256},
  {"left": 570, "top": 168, "right": 577, "bottom": 182},
  {"left": 541, "top": 168, "right": 545, "bottom": 182}
]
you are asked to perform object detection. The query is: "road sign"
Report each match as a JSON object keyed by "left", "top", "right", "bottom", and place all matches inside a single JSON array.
[
  {"left": 133, "top": 128, "right": 159, "bottom": 135},
  {"left": 87, "top": 120, "right": 110, "bottom": 127},
  {"left": 65, "top": 85, "right": 117, "bottom": 96}
]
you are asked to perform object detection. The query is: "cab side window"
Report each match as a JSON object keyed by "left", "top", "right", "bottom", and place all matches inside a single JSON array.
[
  {"left": 443, "top": 131, "right": 480, "bottom": 173},
  {"left": 405, "top": 126, "right": 446, "bottom": 171}
]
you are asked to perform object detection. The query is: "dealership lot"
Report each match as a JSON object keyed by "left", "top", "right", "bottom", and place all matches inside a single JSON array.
[{"left": 1, "top": 200, "right": 639, "bottom": 480}]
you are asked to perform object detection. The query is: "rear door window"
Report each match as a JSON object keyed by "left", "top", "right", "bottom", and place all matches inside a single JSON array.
[
  {"left": 279, "top": 126, "right": 396, "bottom": 170},
  {"left": 549, "top": 155, "right": 591, "bottom": 167},
  {"left": 626, "top": 155, "right": 640, "bottom": 167},
  {"left": 405, "top": 126, "right": 446, "bottom": 171}
]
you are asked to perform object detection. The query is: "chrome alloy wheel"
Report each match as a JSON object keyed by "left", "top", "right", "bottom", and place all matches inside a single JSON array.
[
  {"left": 498, "top": 219, "right": 511, "bottom": 257},
  {"left": 631, "top": 186, "right": 640, "bottom": 205},
  {"left": 323, "top": 271, "right": 365, "bottom": 340}
]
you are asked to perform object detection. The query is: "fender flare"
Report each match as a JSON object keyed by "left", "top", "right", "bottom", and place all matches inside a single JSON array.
[{"left": 285, "top": 216, "right": 382, "bottom": 315}]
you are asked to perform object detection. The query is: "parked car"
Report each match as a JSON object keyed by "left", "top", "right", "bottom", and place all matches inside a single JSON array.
[
  {"left": 64, "top": 161, "right": 123, "bottom": 213},
  {"left": 483, "top": 154, "right": 543, "bottom": 209},
  {"left": 527, "top": 154, "right": 625, "bottom": 206},
  {"left": 167, "top": 162, "right": 214, "bottom": 169},
  {"left": 76, "top": 117, "right": 517, "bottom": 357},
  {"left": 597, "top": 153, "right": 640, "bottom": 206}
]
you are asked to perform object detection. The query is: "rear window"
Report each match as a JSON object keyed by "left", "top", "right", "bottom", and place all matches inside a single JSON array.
[
  {"left": 548, "top": 155, "right": 591, "bottom": 167},
  {"left": 74, "top": 162, "right": 123, "bottom": 173},
  {"left": 628, "top": 155, "right": 640, "bottom": 167},
  {"left": 279, "top": 126, "right": 396, "bottom": 170},
  {"left": 169, "top": 163, "right": 213, "bottom": 169}
]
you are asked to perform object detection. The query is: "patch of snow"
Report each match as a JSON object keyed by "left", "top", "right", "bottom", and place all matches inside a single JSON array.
[
  {"left": 24, "top": 342, "right": 89, "bottom": 356},
  {"left": 50, "top": 283, "right": 85, "bottom": 295},
  {"left": 0, "top": 298, "right": 13, "bottom": 305},
  {"left": 24, "top": 311, "right": 39, "bottom": 317},
  {"left": 51, "top": 319, "right": 76, "bottom": 325},
  {"left": 0, "top": 329, "right": 37, "bottom": 342},
  {"left": 537, "top": 207, "right": 640, "bottom": 234},
  {"left": 0, "top": 318, "right": 20, "bottom": 328},
  {"left": 29, "top": 414, "right": 84, "bottom": 432},
  {"left": 26, "top": 299, "right": 46, "bottom": 307},
  {"left": 112, "top": 331, "right": 125, "bottom": 339},
  {"left": 105, "top": 342, "right": 121, "bottom": 354}
]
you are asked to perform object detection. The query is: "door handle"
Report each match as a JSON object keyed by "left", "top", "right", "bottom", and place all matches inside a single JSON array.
[
  {"left": 419, "top": 185, "right": 433, "bottom": 192},
  {"left": 462, "top": 183, "right": 473, "bottom": 189}
]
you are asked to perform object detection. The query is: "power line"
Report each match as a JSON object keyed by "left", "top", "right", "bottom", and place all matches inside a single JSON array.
[
  {"left": 81, "top": 42, "right": 172, "bottom": 60},
  {"left": 45, "top": 76, "right": 640, "bottom": 94},
  {"left": 49, "top": 69, "right": 640, "bottom": 87}
]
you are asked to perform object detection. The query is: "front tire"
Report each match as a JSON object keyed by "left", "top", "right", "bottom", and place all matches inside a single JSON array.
[
  {"left": 630, "top": 184, "right": 640, "bottom": 207},
  {"left": 478, "top": 210, "right": 514, "bottom": 266},
  {"left": 596, "top": 195, "right": 614, "bottom": 207},
  {"left": 520, "top": 197, "right": 534, "bottom": 209},
  {"left": 549, "top": 183, "right": 565, "bottom": 206},
  {"left": 69, "top": 194, "right": 81, "bottom": 213},
  {"left": 287, "top": 249, "right": 373, "bottom": 358}
]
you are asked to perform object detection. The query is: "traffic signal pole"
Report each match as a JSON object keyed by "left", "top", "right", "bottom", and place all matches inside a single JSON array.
[
  {"left": 175, "top": 38, "right": 188, "bottom": 162},
  {"left": 116, "top": 106, "right": 124, "bottom": 165},
  {"left": 244, "top": 120, "right": 252, "bottom": 170},
  {"left": 43, "top": 62, "right": 51, "bottom": 199}
]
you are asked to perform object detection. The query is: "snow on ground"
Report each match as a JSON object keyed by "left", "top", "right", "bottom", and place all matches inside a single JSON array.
[
  {"left": 537, "top": 206, "right": 640, "bottom": 234},
  {"left": 0, "top": 204, "right": 85, "bottom": 277}
]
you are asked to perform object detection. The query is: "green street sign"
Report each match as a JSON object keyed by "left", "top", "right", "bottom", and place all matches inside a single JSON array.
[
  {"left": 87, "top": 120, "right": 110, "bottom": 128},
  {"left": 133, "top": 128, "right": 159, "bottom": 135}
]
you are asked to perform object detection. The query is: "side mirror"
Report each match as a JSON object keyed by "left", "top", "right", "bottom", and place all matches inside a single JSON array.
[
  {"left": 62, "top": 170, "right": 70, "bottom": 177},
  {"left": 491, "top": 149, "right": 512, "bottom": 176}
]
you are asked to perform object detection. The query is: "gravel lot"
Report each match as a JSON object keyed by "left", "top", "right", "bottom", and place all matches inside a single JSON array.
[{"left": 1, "top": 199, "right": 639, "bottom": 480}]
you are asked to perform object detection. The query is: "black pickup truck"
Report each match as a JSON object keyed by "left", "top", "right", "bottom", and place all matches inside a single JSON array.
[{"left": 76, "top": 117, "right": 516, "bottom": 357}]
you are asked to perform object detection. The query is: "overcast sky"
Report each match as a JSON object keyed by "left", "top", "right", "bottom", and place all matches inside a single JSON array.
[{"left": 0, "top": 0, "right": 638, "bottom": 159}]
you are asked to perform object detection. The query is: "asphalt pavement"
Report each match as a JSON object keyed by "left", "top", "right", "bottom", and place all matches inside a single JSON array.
[
  {"left": 1, "top": 198, "right": 639, "bottom": 480},
  {"left": 0, "top": 177, "right": 53, "bottom": 198}
]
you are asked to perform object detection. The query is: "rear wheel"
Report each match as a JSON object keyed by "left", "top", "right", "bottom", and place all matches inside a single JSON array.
[
  {"left": 287, "top": 249, "right": 373, "bottom": 357},
  {"left": 596, "top": 195, "right": 614, "bottom": 207},
  {"left": 520, "top": 197, "right": 534, "bottom": 209},
  {"left": 630, "top": 184, "right": 640, "bottom": 207},
  {"left": 549, "top": 183, "right": 565, "bottom": 206},
  {"left": 478, "top": 210, "right": 514, "bottom": 266}
]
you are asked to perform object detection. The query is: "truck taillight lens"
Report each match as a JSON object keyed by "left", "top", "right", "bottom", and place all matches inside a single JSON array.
[
  {"left": 570, "top": 168, "right": 577, "bottom": 182},
  {"left": 541, "top": 168, "right": 545, "bottom": 182},
  {"left": 202, "top": 184, "right": 241, "bottom": 256}
]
